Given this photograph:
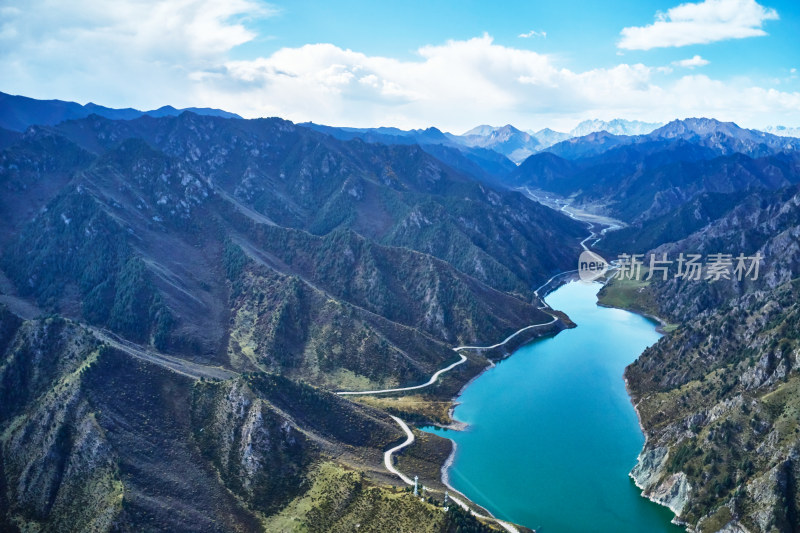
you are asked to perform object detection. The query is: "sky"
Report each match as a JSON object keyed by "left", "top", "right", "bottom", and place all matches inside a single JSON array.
[{"left": 1, "top": 0, "right": 799, "bottom": 132}]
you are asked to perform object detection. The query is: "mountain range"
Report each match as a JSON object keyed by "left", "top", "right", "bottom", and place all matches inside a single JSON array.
[
  {"left": 0, "top": 91, "right": 241, "bottom": 132},
  {"left": 567, "top": 118, "right": 663, "bottom": 137},
  {"left": 2, "top": 91, "right": 800, "bottom": 532},
  {"left": 763, "top": 125, "right": 800, "bottom": 137},
  {"left": 510, "top": 118, "right": 800, "bottom": 223},
  {"left": 452, "top": 119, "right": 663, "bottom": 164},
  {"left": 0, "top": 104, "right": 582, "bottom": 532}
]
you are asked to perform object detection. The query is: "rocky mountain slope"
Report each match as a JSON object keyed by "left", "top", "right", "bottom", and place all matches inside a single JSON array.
[
  {"left": 0, "top": 109, "right": 580, "bottom": 531},
  {"left": 626, "top": 279, "right": 800, "bottom": 533},
  {"left": 598, "top": 184, "right": 800, "bottom": 532},
  {"left": 0, "top": 306, "right": 499, "bottom": 532},
  {"left": 299, "top": 122, "right": 517, "bottom": 182},
  {"left": 0, "top": 113, "right": 584, "bottom": 370}
]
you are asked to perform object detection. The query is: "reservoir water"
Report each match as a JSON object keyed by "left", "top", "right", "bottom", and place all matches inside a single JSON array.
[{"left": 424, "top": 281, "right": 683, "bottom": 532}]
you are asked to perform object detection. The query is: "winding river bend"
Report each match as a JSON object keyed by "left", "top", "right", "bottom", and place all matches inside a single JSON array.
[{"left": 425, "top": 281, "right": 683, "bottom": 533}]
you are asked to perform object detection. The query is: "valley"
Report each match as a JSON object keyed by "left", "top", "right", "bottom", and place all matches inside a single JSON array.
[{"left": 1, "top": 91, "right": 799, "bottom": 533}]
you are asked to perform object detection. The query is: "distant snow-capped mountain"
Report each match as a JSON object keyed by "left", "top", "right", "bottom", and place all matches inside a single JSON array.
[
  {"left": 529, "top": 128, "right": 572, "bottom": 149},
  {"left": 569, "top": 118, "right": 662, "bottom": 137},
  {"left": 458, "top": 124, "right": 542, "bottom": 164},
  {"left": 455, "top": 124, "right": 571, "bottom": 163},
  {"left": 541, "top": 117, "right": 800, "bottom": 161}
]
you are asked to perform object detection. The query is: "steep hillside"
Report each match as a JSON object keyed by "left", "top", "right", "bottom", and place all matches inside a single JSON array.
[
  {"left": 0, "top": 110, "right": 577, "bottom": 531},
  {"left": 596, "top": 183, "right": 800, "bottom": 532},
  {"left": 299, "top": 122, "right": 518, "bottom": 181},
  {"left": 0, "top": 307, "right": 500, "bottom": 532},
  {"left": 626, "top": 280, "right": 800, "bottom": 533},
  {"left": 50, "top": 113, "right": 584, "bottom": 290},
  {"left": 598, "top": 191, "right": 748, "bottom": 255},
  {"left": 0, "top": 116, "right": 581, "bottom": 387},
  {"left": 644, "top": 184, "right": 800, "bottom": 323}
]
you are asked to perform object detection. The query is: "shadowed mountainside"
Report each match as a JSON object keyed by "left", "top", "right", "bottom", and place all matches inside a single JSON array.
[{"left": 0, "top": 109, "right": 577, "bottom": 532}]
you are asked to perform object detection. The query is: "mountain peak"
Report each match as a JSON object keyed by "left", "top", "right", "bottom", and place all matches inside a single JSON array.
[
  {"left": 500, "top": 124, "right": 522, "bottom": 132},
  {"left": 651, "top": 117, "right": 745, "bottom": 139},
  {"left": 462, "top": 124, "right": 496, "bottom": 136}
]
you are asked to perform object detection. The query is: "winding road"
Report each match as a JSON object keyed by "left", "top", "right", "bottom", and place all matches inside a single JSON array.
[
  {"left": 384, "top": 415, "right": 416, "bottom": 485},
  {"left": 337, "top": 316, "right": 565, "bottom": 533},
  {"left": 383, "top": 416, "right": 520, "bottom": 533},
  {"left": 338, "top": 354, "right": 468, "bottom": 396},
  {"left": 89, "top": 327, "right": 236, "bottom": 381},
  {"left": 336, "top": 197, "right": 616, "bottom": 533}
]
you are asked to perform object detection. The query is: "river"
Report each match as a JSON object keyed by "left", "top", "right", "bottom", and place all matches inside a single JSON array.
[{"left": 424, "top": 280, "right": 683, "bottom": 533}]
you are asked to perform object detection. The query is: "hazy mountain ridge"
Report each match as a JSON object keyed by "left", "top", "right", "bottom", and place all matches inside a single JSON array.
[
  {"left": 458, "top": 124, "right": 549, "bottom": 164},
  {"left": 303, "top": 118, "right": 663, "bottom": 166},
  {"left": 764, "top": 125, "right": 800, "bottom": 138},
  {"left": 541, "top": 118, "right": 800, "bottom": 162},
  {"left": 299, "top": 121, "right": 518, "bottom": 181},
  {"left": 450, "top": 119, "right": 660, "bottom": 164},
  {"left": 0, "top": 91, "right": 241, "bottom": 132}
]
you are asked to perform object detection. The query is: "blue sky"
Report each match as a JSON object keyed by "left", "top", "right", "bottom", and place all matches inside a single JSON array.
[
  {"left": 1, "top": 0, "right": 798, "bottom": 132},
  {"left": 242, "top": 0, "right": 798, "bottom": 76}
]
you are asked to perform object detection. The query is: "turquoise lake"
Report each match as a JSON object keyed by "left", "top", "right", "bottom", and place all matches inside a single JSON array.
[{"left": 425, "top": 280, "right": 683, "bottom": 533}]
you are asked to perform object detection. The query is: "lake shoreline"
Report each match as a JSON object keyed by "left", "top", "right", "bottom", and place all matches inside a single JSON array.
[
  {"left": 597, "top": 301, "right": 672, "bottom": 335},
  {"left": 424, "top": 281, "right": 681, "bottom": 532},
  {"left": 598, "top": 291, "right": 685, "bottom": 527}
]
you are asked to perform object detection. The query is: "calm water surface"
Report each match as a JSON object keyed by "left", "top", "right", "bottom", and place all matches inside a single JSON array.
[{"left": 424, "top": 281, "right": 682, "bottom": 533}]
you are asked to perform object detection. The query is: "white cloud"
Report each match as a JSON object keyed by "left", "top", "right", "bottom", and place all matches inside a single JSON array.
[
  {"left": 673, "top": 55, "right": 710, "bottom": 68},
  {"left": 519, "top": 30, "right": 546, "bottom": 38},
  {"left": 196, "top": 35, "right": 800, "bottom": 132},
  {"left": 1, "top": 1, "right": 798, "bottom": 132},
  {"left": 618, "top": 0, "right": 779, "bottom": 50},
  {"left": 0, "top": 0, "right": 275, "bottom": 108}
]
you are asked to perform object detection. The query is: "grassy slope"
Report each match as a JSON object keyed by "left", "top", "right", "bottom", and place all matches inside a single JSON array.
[{"left": 596, "top": 272, "right": 679, "bottom": 332}]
